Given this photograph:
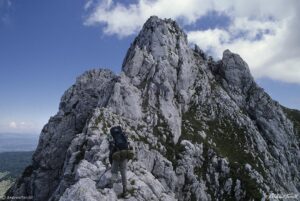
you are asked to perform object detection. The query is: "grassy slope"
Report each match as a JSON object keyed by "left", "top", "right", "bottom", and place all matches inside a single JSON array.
[
  {"left": 282, "top": 106, "right": 300, "bottom": 138},
  {"left": 181, "top": 108, "right": 263, "bottom": 200}
]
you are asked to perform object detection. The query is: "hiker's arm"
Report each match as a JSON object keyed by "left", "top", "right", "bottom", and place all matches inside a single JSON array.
[
  {"left": 126, "top": 133, "right": 134, "bottom": 150},
  {"left": 106, "top": 135, "right": 115, "bottom": 152}
]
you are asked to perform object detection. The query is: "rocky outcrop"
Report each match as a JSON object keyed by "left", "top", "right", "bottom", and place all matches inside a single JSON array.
[
  {"left": 6, "top": 16, "right": 300, "bottom": 201},
  {"left": 6, "top": 69, "right": 117, "bottom": 201}
]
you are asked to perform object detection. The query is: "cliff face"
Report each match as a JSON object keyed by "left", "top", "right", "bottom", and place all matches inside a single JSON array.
[{"left": 7, "top": 16, "right": 300, "bottom": 201}]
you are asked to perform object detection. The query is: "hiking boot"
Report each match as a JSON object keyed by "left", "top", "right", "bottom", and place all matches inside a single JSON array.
[
  {"left": 122, "top": 186, "right": 127, "bottom": 194},
  {"left": 121, "top": 191, "right": 130, "bottom": 198}
]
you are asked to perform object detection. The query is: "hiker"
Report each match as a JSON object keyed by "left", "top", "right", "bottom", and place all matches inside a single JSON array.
[{"left": 108, "top": 126, "right": 134, "bottom": 195}]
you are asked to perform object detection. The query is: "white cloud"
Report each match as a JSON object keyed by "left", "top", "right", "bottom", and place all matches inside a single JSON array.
[
  {"left": 9, "top": 121, "right": 17, "bottom": 128},
  {"left": 84, "top": 0, "right": 300, "bottom": 84},
  {"left": 84, "top": 0, "right": 94, "bottom": 10},
  {"left": 84, "top": 0, "right": 211, "bottom": 37},
  {"left": 2, "top": 121, "right": 42, "bottom": 134},
  {"left": 188, "top": 12, "right": 300, "bottom": 83}
]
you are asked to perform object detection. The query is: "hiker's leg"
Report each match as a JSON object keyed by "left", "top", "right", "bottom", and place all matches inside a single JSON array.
[
  {"left": 111, "top": 160, "right": 119, "bottom": 183},
  {"left": 120, "top": 159, "right": 128, "bottom": 193}
]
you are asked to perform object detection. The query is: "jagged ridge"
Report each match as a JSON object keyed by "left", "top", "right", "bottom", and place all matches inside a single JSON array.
[{"left": 6, "top": 16, "right": 300, "bottom": 201}]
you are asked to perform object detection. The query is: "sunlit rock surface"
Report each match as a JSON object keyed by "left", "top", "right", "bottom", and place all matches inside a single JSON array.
[{"left": 6, "top": 16, "right": 300, "bottom": 201}]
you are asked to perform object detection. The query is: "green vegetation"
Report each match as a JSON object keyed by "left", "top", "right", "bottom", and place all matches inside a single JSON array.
[
  {"left": 73, "top": 140, "right": 87, "bottom": 171},
  {"left": 130, "top": 179, "right": 136, "bottom": 185},
  {"left": 182, "top": 105, "right": 264, "bottom": 200},
  {"left": 282, "top": 106, "right": 300, "bottom": 138},
  {"left": 152, "top": 114, "right": 185, "bottom": 168},
  {"left": 209, "top": 120, "right": 265, "bottom": 200},
  {"left": 207, "top": 120, "right": 257, "bottom": 168},
  {"left": 0, "top": 151, "right": 33, "bottom": 178},
  {"left": 127, "top": 187, "right": 136, "bottom": 196},
  {"left": 0, "top": 151, "right": 34, "bottom": 198},
  {"left": 93, "top": 111, "right": 113, "bottom": 134}
]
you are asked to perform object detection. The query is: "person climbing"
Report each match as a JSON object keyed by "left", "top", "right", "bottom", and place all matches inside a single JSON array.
[{"left": 108, "top": 125, "right": 134, "bottom": 196}]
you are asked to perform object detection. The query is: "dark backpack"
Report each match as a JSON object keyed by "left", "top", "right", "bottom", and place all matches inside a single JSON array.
[{"left": 110, "top": 126, "right": 128, "bottom": 150}]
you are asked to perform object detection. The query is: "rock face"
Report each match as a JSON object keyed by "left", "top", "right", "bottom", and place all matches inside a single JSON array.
[{"left": 6, "top": 16, "right": 300, "bottom": 201}]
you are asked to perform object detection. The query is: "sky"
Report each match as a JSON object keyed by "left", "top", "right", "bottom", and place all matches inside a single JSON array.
[{"left": 0, "top": 0, "right": 299, "bottom": 134}]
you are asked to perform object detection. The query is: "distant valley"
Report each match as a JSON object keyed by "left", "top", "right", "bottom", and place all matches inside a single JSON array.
[{"left": 0, "top": 133, "right": 38, "bottom": 198}]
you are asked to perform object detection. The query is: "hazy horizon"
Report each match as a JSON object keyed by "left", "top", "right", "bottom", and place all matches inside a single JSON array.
[{"left": 0, "top": 133, "right": 39, "bottom": 153}]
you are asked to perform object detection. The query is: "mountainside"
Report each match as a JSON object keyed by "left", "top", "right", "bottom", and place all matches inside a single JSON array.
[{"left": 6, "top": 16, "right": 300, "bottom": 201}]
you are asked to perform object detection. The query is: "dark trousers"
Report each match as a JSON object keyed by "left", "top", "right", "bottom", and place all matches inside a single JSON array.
[{"left": 111, "top": 158, "right": 127, "bottom": 191}]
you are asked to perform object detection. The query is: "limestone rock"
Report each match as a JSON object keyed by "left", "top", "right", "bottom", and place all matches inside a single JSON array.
[{"left": 6, "top": 16, "right": 300, "bottom": 201}]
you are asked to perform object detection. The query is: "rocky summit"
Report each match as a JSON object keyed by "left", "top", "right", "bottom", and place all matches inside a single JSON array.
[{"left": 6, "top": 16, "right": 300, "bottom": 201}]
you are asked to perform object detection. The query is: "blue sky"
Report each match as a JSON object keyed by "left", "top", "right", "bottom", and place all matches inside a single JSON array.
[{"left": 0, "top": 0, "right": 299, "bottom": 134}]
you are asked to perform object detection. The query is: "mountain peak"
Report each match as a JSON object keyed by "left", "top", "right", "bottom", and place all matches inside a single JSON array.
[
  {"left": 143, "top": 15, "right": 186, "bottom": 38},
  {"left": 138, "top": 15, "right": 187, "bottom": 47},
  {"left": 7, "top": 17, "right": 300, "bottom": 201},
  {"left": 122, "top": 16, "right": 188, "bottom": 75}
]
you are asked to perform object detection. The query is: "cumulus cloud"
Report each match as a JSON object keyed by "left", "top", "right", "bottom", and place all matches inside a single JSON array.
[
  {"left": 84, "top": 0, "right": 213, "bottom": 37},
  {"left": 84, "top": 0, "right": 300, "bottom": 84},
  {"left": 187, "top": 3, "right": 300, "bottom": 83},
  {"left": 2, "top": 121, "right": 41, "bottom": 134},
  {"left": 9, "top": 121, "right": 17, "bottom": 128}
]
